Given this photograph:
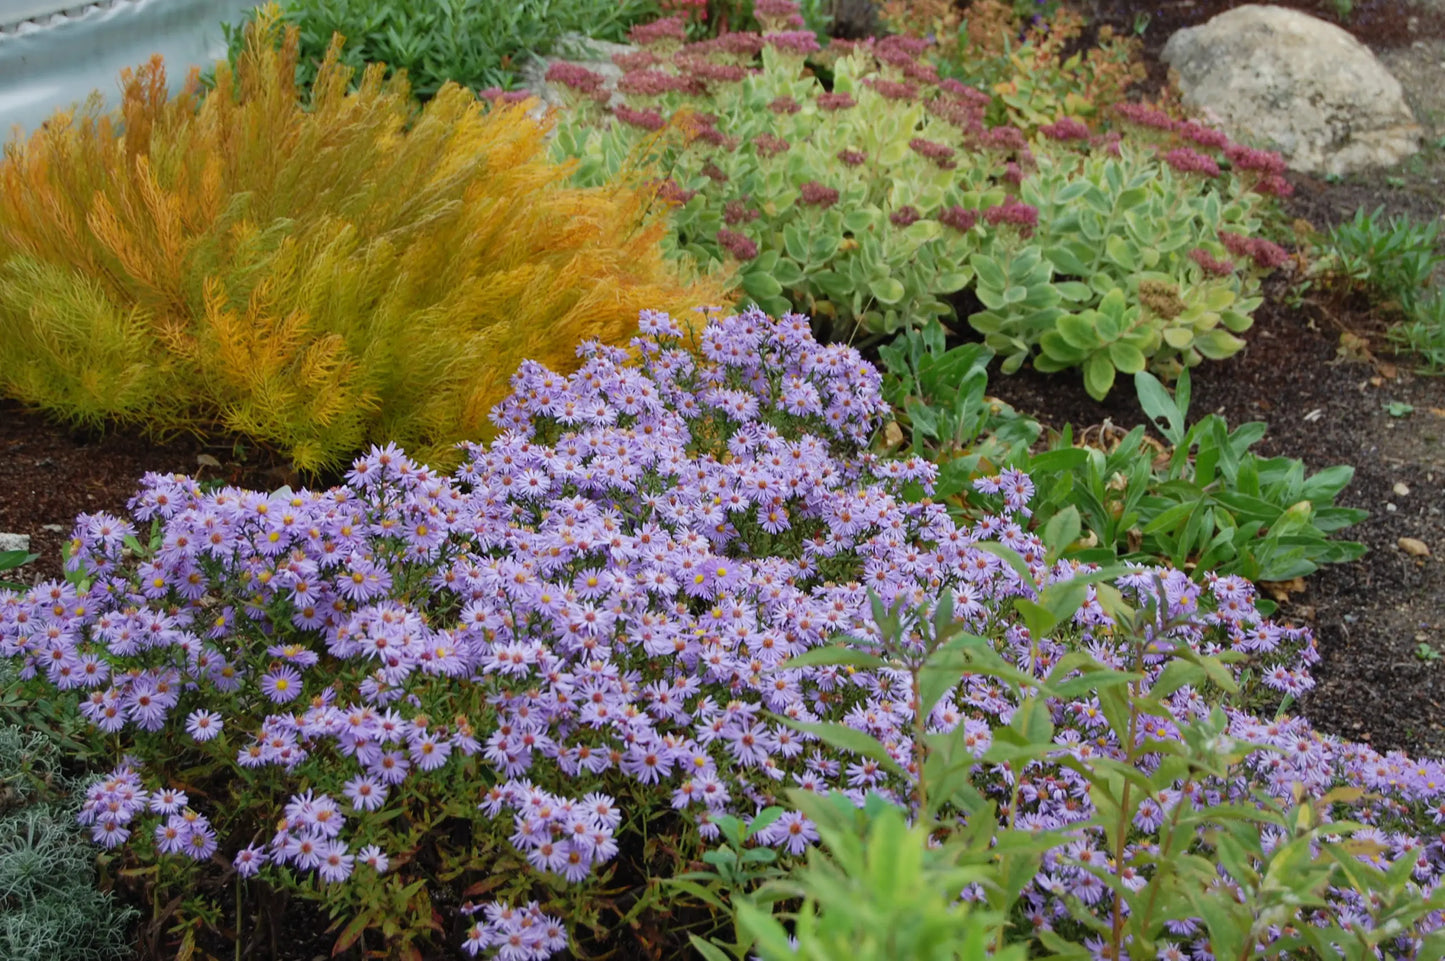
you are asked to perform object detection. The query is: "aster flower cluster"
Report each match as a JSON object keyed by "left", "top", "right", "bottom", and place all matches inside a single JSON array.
[{"left": 5, "top": 307, "right": 1441, "bottom": 958}]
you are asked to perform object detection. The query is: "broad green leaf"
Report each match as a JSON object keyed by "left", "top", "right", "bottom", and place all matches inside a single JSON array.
[
  {"left": 1083, "top": 351, "right": 1117, "bottom": 400},
  {"left": 1108, "top": 340, "right": 1146, "bottom": 374},
  {"left": 742, "top": 270, "right": 783, "bottom": 301},
  {"left": 1042, "top": 506, "right": 1082, "bottom": 556},
  {"left": 1056, "top": 311, "right": 1101, "bottom": 350},
  {"left": 1194, "top": 328, "right": 1246, "bottom": 359},
  {"left": 870, "top": 276, "right": 907, "bottom": 305},
  {"left": 971, "top": 254, "right": 1006, "bottom": 290}
]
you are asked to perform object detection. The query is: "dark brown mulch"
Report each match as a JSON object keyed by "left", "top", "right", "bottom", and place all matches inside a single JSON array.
[{"left": 0, "top": 404, "right": 299, "bottom": 583}]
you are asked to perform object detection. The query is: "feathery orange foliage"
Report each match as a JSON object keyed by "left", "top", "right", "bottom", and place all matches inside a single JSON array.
[{"left": 0, "top": 6, "right": 733, "bottom": 471}]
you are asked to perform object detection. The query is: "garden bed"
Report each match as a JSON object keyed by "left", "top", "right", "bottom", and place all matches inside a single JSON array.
[{"left": 3, "top": 2, "right": 1445, "bottom": 959}]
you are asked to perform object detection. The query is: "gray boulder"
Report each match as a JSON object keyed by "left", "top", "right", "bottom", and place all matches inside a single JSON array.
[{"left": 1161, "top": 4, "right": 1422, "bottom": 176}]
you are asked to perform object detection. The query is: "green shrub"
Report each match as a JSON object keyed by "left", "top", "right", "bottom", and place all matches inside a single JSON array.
[
  {"left": 1314, "top": 206, "right": 1442, "bottom": 314},
  {"left": 222, "top": 0, "right": 663, "bottom": 98},
  {"left": 879, "top": 321, "right": 1367, "bottom": 585},
  {"left": 1389, "top": 289, "right": 1445, "bottom": 374},
  {"left": 551, "top": 5, "right": 1286, "bottom": 396}
]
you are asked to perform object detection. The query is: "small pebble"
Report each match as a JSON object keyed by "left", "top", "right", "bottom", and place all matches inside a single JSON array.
[
  {"left": 1394, "top": 482, "right": 1411, "bottom": 497},
  {"left": 1399, "top": 537, "right": 1432, "bottom": 557},
  {"left": 0, "top": 532, "right": 30, "bottom": 553}
]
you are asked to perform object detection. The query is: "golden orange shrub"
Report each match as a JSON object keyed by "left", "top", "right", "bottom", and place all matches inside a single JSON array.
[{"left": 0, "top": 6, "right": 732, "bottom": 472}]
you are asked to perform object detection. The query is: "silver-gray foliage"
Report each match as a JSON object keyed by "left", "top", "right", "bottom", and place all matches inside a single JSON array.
[{"left": 0, "top": 709, "right": 136, "bottom": 961}]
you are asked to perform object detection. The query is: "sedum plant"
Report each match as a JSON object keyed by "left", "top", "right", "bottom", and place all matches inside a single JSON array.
[
  {"left": 550, "top": 3, "right": 1288, "bottom": 395},
  {"left": 879, "top": 0, "right": 1145, "bottom": 134},
  {"left": 0, "top": 8, "right": 728, "bottom": 473}
]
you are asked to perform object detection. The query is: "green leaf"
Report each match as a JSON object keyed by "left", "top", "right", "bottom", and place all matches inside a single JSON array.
[
  {"left": 973, "top": 540, "right": 1034, "bottom": 585},
  {"left": 935, "top": 270, "right": 972, "bottom": 293},
  {"left": 1194, "top": 328, "right": 1246, "bottom": 360},
  {"left": 784, "top": 223, "right": 810, "bottom": 264},
  {"left": 809, "top": 233, "right": 840, "bottom": 262},
  {"left": 1054, "top": 280, "right": 1093, "bottom": 302},
  {"left": 1013, "top": 598, "right": 1058, "bottom": 638},
  {"left": 688, "top": 935, "right": 735, "bottom": 961},
  {"left": 1029, "top": 447, "right": 1089, "bottom": 473},
  {"left": 1134, "top": 370, "right": 1186, "bottom": 446},
  {"left": 1108, "top": 340, "right": 1146, "bottom": 374},
  {"left": 781, "top": 644, "right": 890, "bottom": 672},
  {"left": 971, "top": 254, "right": 1006, "bottom": 290},
  {"left": 1083, "top": 352, "right": 1117, "bottom": 400},
  {"left": 1105, "top": 234, "right": 1137, "bottom": 270},
  {"left": 1045, "top": 245, "right": 1091, "bottom": 275},
  {"left": 1042, "top": 506, "right": 1082, "bottom": 557},
  {"left": 843, "top": 209, "right": 877, "bottom": 233},
  {"left": 1056, "top": 312, "right": 1101, "bottom": 350},
  {"left": 870, "top": 276, "right": 907, "bottom": 305},
  {"left": 1040, "top": 330, "right": 1090, "bottom": 365},
  {"left": 1011, "top": 697, "right": 1055, "bottom": 745},
  {"left": 771, "top": 258, "right": 804, "bottom": 287},
  {"left": 742, "top": 269, "right": 783, "bottom": 302}
]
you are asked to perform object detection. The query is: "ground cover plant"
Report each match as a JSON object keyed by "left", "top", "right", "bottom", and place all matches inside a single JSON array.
[
  {"left": 0, "top": 10, "right": 728, "bottom": 474},
  {"left": 549, "top": 2, "right": 1291, "bottom": 398},
  {"left": 1305, "top": 206, "right": 1445, "bottom": 374},
  {"left": 4, "top": 306, "right": 1445, "bottom": 961},
  {"left": 221, "top": 0, "right": 662, "bottom": 97},
  {"left": 0, "top": 664, "right": 135, "bottom": 961},
  {"left": 2, "top": 0, "right": 1444, "bottom": 958}
]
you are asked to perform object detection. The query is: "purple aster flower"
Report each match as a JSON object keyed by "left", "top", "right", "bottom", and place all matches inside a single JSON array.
[
  {"left": 316, "top": 839, "right": 354, "bottom": 883},
  {"left": 343, "top": 775, "right": 388, "bottom": 812},
  {"left": 149, "top": 788, "right": 188, "bottom": 815},
  {"left": 357, "top": 844, "right": 389, "bottom": 873},
  {"left": 183, "top": 823, "right": 218, "bottom": 861},
  {"left": 233, "top": 844, "right": 268, "bottom": 878},
  {"left": 260, "top": 665, "right": 303, "bottom": 704},
  {"left": 763, "top": 810, "right": 819, "bottom": 855},
  {"left": 154, "top": 817, "right": 188, "bottom": 856},
  {"left": 185, "top": 709, "right": 223, "bottom": 742}
]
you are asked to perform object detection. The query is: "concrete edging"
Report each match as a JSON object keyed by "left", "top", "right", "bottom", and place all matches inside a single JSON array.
[{"left": 0, "top": 0, "right": 260, "bottom": 140}]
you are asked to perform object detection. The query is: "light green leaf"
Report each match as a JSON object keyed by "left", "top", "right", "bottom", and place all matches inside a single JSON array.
[
  {"left": 1083, "top": 351, "right": 1117, "bottom": 400},
  {"left": 870, "top": 276, "right": 907, "bottom": 305}
]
